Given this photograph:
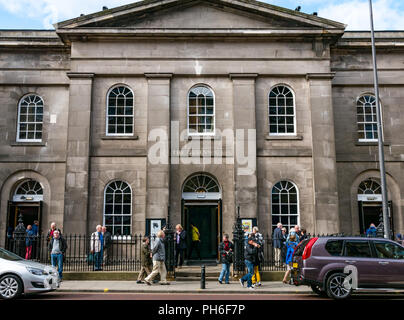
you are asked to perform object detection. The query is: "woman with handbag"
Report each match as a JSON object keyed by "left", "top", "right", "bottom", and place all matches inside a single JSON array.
[{"left": 218, "top": 234, "right": 234, "bottom": 284}]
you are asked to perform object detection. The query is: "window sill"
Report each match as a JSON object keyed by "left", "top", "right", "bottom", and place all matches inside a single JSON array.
[
  {"left": 356, "top": 141, "right": 390, "bottom": 146},
  {"left": 187, "top": 135, "right": 221, "bottom": 141},
  {"left": 10, "top": 142, "right": 47, "bottom": 147},
  {"left": 265, "top": 134, "right": 303, "bottom": 141},
  {"left": 101, "top": 135, "right": 139, "bottom": 141}
]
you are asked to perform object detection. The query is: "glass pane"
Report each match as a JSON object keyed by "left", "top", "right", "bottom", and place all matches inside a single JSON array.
[
  {"left": 280, "top": 205, "right": 289, "bottom": 214},
  {"left": 114, "top": 205, "right": 122, "bottom": 214},
  {"left": 105, "top": 205, "right": 113, "bottom": 215},
  {"left": 123, "top": 216, "right": 131, "bottom": 224},
  {"left": 345, "top": 241, "right": 372, "bottom": 258},
  {"left": 272, "top": 204, "right": 279, "bottom": 215},
  {"left": 114, "top": 216, "right": 122, "bottom": 224},
  {"left": 123, "top": 226, "right": 131, "bottom": 236},
  {"left": 123, "top": 205, "right": 131, "bottom": 215},
  {"left": 290, "top": 216, "right": 297, "bottom": 225}
]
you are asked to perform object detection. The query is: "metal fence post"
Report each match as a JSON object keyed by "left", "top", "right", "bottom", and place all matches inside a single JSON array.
[
  {"left": 164, "top": 206, "right": 176, "bottom": 278},
  {"left": 232, "top": 207, "right": 245, "bottom": 277}
]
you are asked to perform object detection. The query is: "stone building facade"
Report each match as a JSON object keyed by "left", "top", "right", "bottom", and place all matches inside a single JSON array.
[{"left": 0, "top": 0, "right": 403, "bottom": 258}]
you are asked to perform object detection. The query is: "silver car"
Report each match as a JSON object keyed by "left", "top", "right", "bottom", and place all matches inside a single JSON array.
[{"left": 0, "top": 247, "right": 59, "bottom": 299}]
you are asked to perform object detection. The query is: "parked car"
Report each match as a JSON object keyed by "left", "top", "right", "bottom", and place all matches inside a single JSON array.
[
  {"left": 0, "top": 247, "right": 59, "bottom": 299},
  {"left": 291, "top": 236, "right": 404, "bottom": 299}
]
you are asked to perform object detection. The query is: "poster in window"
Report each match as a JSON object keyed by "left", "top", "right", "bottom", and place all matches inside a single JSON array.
[
  {"left": 146, "top": 219, "right": 166, "bottom": 249},
  {"left": 240, "top": 218, "right": 257, "bottom": 234}
]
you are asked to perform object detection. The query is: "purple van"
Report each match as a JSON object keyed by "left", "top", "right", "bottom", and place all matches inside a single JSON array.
[{"left": 291, "top": 236, "right": 404, "bottom": 299}]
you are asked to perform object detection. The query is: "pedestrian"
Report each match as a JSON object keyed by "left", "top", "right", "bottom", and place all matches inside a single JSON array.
[
  {"left": 175, "top": 224, "right": 187, "bottom": 268},
  {"left": 300, "top": 228, "right": 308, "bottom": 241},
  {"left": 281, "top": 227, "right": 287, "bottom": 265},
  {"left": 218, "top": 234, "right": 233, "bottom": 284},
  {"left": 31, "top": 220, "right": 40, "bottom": 260},
  {"left": 90, "top": 225, "right": 104, "bottom": 271},
  {"left": 102, "top": 226, "right": 112, "bottom": 266},
  {"left": 6, "top": 226, "right": 13, "bottom": 250},
  {"left": 251, "top": 226, "right": 264, "bottom": 287},
  {"left": 25, "top": 225, "right": 35, "bottom": 260},
  {"left": 48, "top": 230, "right": 67, "bottom": 281},
  {"left": 273, "top": 223, "right": 283, "bottom": 267},
  {"left": 144, "top": 230, "right": 170, "bottom": 285},
  {"left": 287, "top": 226, "right": 300, "bottom": 242},
  {"left": 366, "top": 223, "right": 377, "bottom": 237},
  {"left": 239, "top": 236, "right": 260, "bottom": 290},
  {"left": 32, "top": 220, "right": 39, "bottom": 236},
  {"left": 47, "top": 222, "right": 61, "bottom": 241},
  {"left": 283, "top": 234, "right": 299, "bottom": 284},
  {"left": 188, "top": 223, "right": 201, "bottom": 260},
  {"left": 137, "top": 236, "right": 153, "bottom": 284}
]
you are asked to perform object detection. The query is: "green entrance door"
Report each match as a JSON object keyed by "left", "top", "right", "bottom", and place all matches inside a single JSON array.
[{"left": 186, "top": 205, "right": 218, "bottom": 260}]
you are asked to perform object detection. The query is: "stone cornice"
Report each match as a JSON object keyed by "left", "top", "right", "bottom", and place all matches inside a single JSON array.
[
  {"left": 306, "top": 73, "right": 336, "bottom": 80},
  {"left": 144, "top": 73, "right": 173, "bottom": 79},
  {"left": 229, "top": 73, "right": 258, "bottom": 79},
  {"left": 66, "top": 72, "right": 95, "bottom": 79}
]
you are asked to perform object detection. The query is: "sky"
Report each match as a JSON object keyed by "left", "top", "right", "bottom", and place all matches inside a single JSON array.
[{"left": 0, "top": 0, "right": 403, "bottom": 30}]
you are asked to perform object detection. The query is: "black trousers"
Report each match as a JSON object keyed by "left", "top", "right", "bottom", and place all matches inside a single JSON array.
[
  {"left": 188, "top": 241, "right": 201, "bottom": 260},
  {"left": 175, "top": 245, "right": 185, "bottom": 267}
]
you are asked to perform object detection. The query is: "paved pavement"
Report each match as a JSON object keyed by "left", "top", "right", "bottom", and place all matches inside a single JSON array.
[{"left": 59, "top": 280, "right": 312, "bottom": 294}]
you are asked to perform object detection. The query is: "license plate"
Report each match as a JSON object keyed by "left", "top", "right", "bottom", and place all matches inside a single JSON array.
[{"left": 293, "top": 263, "right": 298, "bottom": 269}]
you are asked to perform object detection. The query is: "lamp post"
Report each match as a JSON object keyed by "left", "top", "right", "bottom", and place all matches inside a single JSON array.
[{"left": 368, "top": 0, "right": 390, "bottom": 239}]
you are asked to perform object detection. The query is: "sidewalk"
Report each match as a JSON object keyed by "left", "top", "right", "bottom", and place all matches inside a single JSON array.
[{"left": 59, "top": 281, "right": 312, "bottom": 294}]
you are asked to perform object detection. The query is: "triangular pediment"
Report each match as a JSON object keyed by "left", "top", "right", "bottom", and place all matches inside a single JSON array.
[{"left": 55, "top": 0, "right": 345, "bottom": 30}]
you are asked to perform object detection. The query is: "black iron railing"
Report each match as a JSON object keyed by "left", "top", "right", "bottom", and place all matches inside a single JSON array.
[{"left": 5, "top": 231, "right": 387, "bottom": 274}]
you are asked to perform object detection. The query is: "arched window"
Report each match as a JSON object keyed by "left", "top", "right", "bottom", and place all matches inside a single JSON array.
[
  {"left": 269, "top": 85, "right": 295, "bottom": 135},
  {"left": 357, "top": 95, "right": 379, "bottom": 141},
  {"left": 103, "top": 181, "right": 132, "bottom": 236},
  {"left": 182, "top": 173, "right": 221, "bottom": 200},
  {"left": 188, "top": 86, "right": 215, "bottom": 135},
  {"left": 13, "top": 180, "right": 43, "bottom": 202},
  {"left": 271, "top": 181, "right": 299, "bottom": 232},
  {"left": 358, "top": 179, "right": 381, "bottom": 195},
  {"left": 106, "top": 85, "right": 134, "bottom": 136},
  {"left": 17, "top": 94, "right": 44, "bottom": 142}
]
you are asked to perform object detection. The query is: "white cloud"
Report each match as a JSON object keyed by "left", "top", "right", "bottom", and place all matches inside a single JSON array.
[
  {"left": 0, "top": 0, "right": 135, "bottom": 29},
  {"left": 318, "top": 0, "right": 404, "bottom": 30}
]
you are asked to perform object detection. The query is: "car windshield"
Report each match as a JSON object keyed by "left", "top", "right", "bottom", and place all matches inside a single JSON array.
[{"left": 0, "top": 248, "right": 24, "bottom": 261}]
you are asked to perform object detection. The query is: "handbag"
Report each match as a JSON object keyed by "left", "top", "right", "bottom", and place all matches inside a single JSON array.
[{"left": 87, "top": 253, "right": 94, "bottom": 265}]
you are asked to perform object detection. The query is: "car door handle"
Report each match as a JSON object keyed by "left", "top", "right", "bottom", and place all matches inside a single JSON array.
[
  {"left": 379, "top": 261, "right": 389, "bottom": 265},
  {"left": 345, "top": 260, "right": 357, "bottom": 264}
]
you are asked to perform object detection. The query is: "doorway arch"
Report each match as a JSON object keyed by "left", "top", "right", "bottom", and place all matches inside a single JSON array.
[{"left": 181, "top": 173, "right": 222, "bottom": 262}]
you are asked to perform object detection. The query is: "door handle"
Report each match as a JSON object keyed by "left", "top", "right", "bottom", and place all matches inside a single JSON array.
[
  {"left": 345, "top": 260, "right": 356, "bottom": 264},
  {"left": 379, "top": 261, "right": 389, "bottom": 265}
]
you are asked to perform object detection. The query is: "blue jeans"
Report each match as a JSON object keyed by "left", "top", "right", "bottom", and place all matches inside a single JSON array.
[
  {"left": 241, "top": 260, "right": 255, "bottom": 288},
  {"left": 51, "top": 253, "right": 63, "bottom": 279},
  {"left": 94, "top": 250, "right": 103, "bottom": 270},
  {"left": 219, "top": 263, "right": 230, "bottom": 283}
]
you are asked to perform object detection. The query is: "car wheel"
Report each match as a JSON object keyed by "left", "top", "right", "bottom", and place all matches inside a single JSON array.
[
  {"left": 326, "top": 273, "right": 352, "bottom": 300},
  {"left": 0, "top": 275, "right": 23, "bottom": 300},
  {"left": 310, "top": 284, "right": 327, "bottom": 297}
]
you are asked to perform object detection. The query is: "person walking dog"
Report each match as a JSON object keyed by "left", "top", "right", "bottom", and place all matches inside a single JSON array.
[{"left": 144, "top": 230, "right": 170, "bottom": 285}]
